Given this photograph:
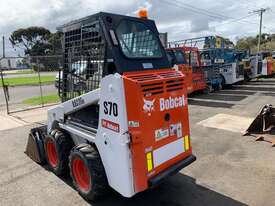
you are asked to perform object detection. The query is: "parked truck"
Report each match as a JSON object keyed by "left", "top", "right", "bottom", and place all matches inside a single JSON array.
[
  {"left": 200, "top": 47, "right": 244, "bottom": 86},
  {"left": 166, "top": 46, "right": 207, "bottom": 94},
  {"left": 166, "top": 48, "right": 194, "bottom": 94},
  {"left": 250, "top": 51, "right": 274, "bottom": 78},
  {"left": 168, "top": 39, "right": 219, "bottom": 91},
  {"left": 169, "top": 36, "right": 244, "bottom": 90},
  {"left": 258, "top": 52, "right": 274, "bottom": 76},
  {"left": 182, "top": 46, "right": 207, "bottom": 93}
]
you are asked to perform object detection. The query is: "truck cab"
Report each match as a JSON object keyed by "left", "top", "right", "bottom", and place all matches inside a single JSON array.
[
  {"left": 166, "top": 46, "right": 207, "bottom": 94},
  {"left": 166, "top": 48, "right": 194, "bottom": 94},
  {"left": 182, "top": 46, "right": 207, "bottom": 92}
]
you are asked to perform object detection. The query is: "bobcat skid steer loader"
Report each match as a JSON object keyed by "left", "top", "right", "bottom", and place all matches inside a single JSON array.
[{"left": 25, "top": 11, "right": 196, "bottom": 201}]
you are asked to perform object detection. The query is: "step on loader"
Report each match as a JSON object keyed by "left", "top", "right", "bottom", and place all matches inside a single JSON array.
[
  {"left": 244, "top": 104, "right": 275, "bottom": 146},
  {"left": 25, "top": 11, "right": 196, "bottom": 201}
]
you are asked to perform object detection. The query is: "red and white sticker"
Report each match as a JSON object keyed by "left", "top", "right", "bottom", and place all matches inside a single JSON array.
[{"left": 102, "top": 119, "right": 120, "bottom": 133}]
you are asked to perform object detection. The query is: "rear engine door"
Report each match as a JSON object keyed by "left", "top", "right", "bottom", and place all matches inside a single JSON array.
[{"left": 123, "top": 70, "right": 192, "bottom": 192}]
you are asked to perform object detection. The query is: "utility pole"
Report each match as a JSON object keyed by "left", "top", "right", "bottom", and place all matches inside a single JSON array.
[
  {"left": 253, "top": 8, "right": 269, "bottom": 53},
  {"left": 2, "top": 36, "right": 5, "bottom": 58}
]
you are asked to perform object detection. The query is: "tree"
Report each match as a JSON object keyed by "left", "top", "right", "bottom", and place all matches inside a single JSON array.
[
  {"left": 223, "top": 38, "right": 234, "bottom": 48},
  {"left": 235, "top": 33, "right": 275, "bottom": 54},
  {"left": 9, "top": 27, "right": 51, "bottom": 56},
  {"left": 235, "top": 38, "right": 251, "bottom": 51},
  {"left": 47, "top": 32, "right": 63, "bottom": 55},
  {"left": 10, "top": 27, "right": 63, "bottom": 71}
]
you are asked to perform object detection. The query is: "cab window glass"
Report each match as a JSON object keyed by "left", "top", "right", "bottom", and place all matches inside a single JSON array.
[
  {"left": 166, "top": 50, "right": 175, "bottom": 66},
  {"left": 116, "top": 20, "right": 162, "bottom": 58},
  {"left": 190, "top": 51, "right": 199, "bottom": 66},
  {"left": 174, "top": 50, "right": 186, "bottom": 64}
]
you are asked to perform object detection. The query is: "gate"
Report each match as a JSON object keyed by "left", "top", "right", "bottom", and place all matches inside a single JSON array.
[{"left": 0, "top": 55, "right": 62, "bottom": 114}]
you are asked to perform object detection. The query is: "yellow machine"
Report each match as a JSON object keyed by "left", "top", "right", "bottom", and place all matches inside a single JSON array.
[{"left": 240, "top": 58, "right": 252, "bottom": 80}]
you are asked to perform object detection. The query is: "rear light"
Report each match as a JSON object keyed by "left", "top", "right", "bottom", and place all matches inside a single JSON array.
[
  {"left": 146, "top": 152, "right": 153, "bottom": 172},
  {"left": 184, "top": 135, "right": 190, "bottom": 151}
]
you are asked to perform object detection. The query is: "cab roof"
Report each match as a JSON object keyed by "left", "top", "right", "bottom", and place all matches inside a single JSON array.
[{"left": 57, "top": 12, "right": 154, "bottom": 32}]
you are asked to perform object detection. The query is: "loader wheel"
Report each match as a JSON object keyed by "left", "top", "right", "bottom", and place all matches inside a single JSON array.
[
  {"left": 69, "top": 144, "right": 108, "bottom": 201},
  {"left": 44, "top": 130, "right": 73, "bottom": 176}
]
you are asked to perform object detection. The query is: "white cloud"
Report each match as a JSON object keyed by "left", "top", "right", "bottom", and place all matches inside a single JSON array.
[{"left": 1, "top": 0, "right": 275, "bottom": 55}]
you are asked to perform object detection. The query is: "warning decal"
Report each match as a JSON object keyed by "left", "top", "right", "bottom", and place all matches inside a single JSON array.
[
  {"left": 155, "top": 128, "right": 169, "bottom": 141},
  {"left": 102, "top": 119, "right": 120, "bottom": 133}
]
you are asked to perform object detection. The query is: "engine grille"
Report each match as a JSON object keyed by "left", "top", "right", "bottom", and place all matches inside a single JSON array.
[{"left": 125, "top": 70, "right": 184, "bottom": 97}]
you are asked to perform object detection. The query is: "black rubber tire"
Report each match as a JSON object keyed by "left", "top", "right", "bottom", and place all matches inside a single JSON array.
[
  {"left": 213, "top": 84, "right": 219, "bottom": 91},
  {"left": 220, "top": 75, "right": 226, "bottom": 90},
  {"left": 202, "top": 85, "right": 211, "bottom": 94},
  {"left": 44, "top": 130, "right": 74, "bottom": 176},
  {"left": 69, "top": 144, "right": 109, "bottom": 202}
]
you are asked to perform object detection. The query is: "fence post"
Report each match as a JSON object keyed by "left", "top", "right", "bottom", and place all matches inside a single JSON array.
[
  {"left": 0, "top": 66, "right": 9, "bottom": 114},
  {"left": 36, "top": 58, "right": 44, "bottom": 107}
]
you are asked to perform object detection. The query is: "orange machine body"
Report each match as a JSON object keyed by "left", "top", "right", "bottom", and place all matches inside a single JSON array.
[
  {"left": 167, "top": 46, "right": 206, "bottom": 93},
  {"left": 181, "top": 46, "right": 207, "bottom": 92},
  {"left": 178, "top": 64, "right": 193, "bottom": 94},
  {"left": 123, "top": 69, "right": 192, "bottom": 193},
  {"left": 267, "top": 58, "right": 274, "bottom": 75},
  {"left": 166, "top": 48, "right": 194, "bottom": 94}
]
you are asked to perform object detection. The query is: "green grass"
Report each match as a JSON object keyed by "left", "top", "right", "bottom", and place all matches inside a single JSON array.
[
  {"left": 0, "top": 75, "right": 55, "bottom": 87},
  {"left": 15, "top": 69, "right": 34, "bottom": 75},
  {"left": 3, "top": 69, "right": 34, "bottom": 75},
  {"left": 22, "top": 94, "right": 60, "bottom": 105}
]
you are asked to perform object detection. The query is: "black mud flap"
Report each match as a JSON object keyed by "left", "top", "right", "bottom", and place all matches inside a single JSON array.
[
  {"left": 148, "top": 155, "right": 196, "bottom": 187},
  {"left": 25, "top": 126, "right": 47, "bottom": 164}
]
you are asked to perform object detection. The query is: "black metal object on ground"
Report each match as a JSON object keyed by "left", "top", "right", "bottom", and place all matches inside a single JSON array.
[
  {"left": 25, "top": 126, "right": 47, "bottom": 163},
  {"left": 244, "top": 104, "right": 275, "bottom": 146},
  {"left": 245, "top": 104, "right": 275, "bottom": 134}
]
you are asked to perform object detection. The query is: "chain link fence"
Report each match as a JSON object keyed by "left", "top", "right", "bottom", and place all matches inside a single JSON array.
[{"left": 0, "top": 55, "right": 62, "bottom": 114}]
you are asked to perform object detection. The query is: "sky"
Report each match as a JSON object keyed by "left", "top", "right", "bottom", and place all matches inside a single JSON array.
[{"left": 1, "top": 0, "right": 275, "bottom": 56}]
